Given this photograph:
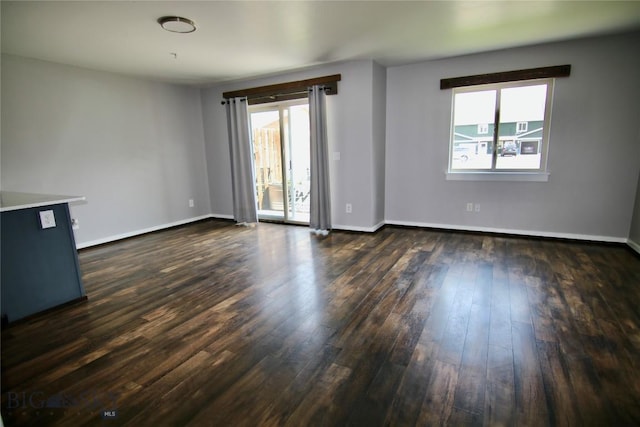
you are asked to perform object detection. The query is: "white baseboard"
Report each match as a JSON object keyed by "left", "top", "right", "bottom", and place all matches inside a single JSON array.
[
  {"left": 628, "top": 238, "right": 640, "bottom": 255},
  {"left": 333, "top": 221, "right": 385, "bottom": 233},
  {"left": 384, "top": 219, "right": 628, "bottom": 244},
  {"left": 211, "top": 213, "right": 234, "bottom": 220},
  {"left": 76, "top": 215, "right": 215, "bottom": 249},
  {"left": 77, "top": 214, "right": 633, "bottom": 250}
]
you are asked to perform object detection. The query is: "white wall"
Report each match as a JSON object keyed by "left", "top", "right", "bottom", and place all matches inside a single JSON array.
[
  {"left": 201, "top": 60, "right": 384, "bottom": 231},
  {"left": 1, "top": 55, "right": 211, "bottom": 246},
  {"left": 385, "top": 31, "right": 640, "bottom": 241},
  {"left": 371, "top": 61, "right": 387, "bottom": 229}
]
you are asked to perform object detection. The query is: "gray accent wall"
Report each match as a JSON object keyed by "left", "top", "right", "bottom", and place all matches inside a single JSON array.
[
  {"left": 3, "top": 32, "right": 639, "bottom": 246},
  {"left": 1, "top": 54, "right": 211, "bottom": 246},
  {"left": 385, "top": 31, "right": 640, "bottom": 240},
  {"left": 201, "top": 60, "right": 385, "bottom": 231}
]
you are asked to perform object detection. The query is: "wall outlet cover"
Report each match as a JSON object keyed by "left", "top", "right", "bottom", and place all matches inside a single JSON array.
[{"left": 39, "top": 210, "right": 56, "bottom": 229}]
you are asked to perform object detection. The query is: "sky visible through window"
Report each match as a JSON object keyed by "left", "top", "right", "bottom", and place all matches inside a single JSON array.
[{"left": 454, "top": 84, "right": 547, "bottom": 125}]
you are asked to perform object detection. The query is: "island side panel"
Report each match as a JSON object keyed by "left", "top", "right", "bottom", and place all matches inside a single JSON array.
[{"left": 1, "top": 203, "right": 86, "bottom": 322}]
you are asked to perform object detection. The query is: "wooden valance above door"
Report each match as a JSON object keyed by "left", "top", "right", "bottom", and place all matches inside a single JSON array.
[{"left": 223, "top": 74, "right": 341, "bottom": 105}]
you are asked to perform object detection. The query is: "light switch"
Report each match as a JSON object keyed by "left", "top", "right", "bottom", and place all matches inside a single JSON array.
[{"left": 39, "top": 210, "right": 56, "bottom": 229}]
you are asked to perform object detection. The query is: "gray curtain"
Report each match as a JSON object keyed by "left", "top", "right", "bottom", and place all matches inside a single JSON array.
[
  {"left": 225, "top": 97, "right": 258, "bottom": 225},
  {"left": 309, "top": 85, "right": 331, "bottom": 234}
]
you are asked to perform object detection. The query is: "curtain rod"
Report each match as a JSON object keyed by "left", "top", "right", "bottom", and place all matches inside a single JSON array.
[
  {"left": 221, "top": 87, "right": 331, "bottom": 106},
  {"left": 221, "top": 74, "right": 341, "bottom": 104}
]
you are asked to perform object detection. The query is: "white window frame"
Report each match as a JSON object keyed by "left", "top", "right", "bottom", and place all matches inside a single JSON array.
[
  {"left": 516, "top": 121, "right": 528, "bottom": 133},
  {"left": 477, "top": 123, "right": 489, "bottom": 135},
  {"left": 447, "top": 78, "right": 554, "bottom": 182}
]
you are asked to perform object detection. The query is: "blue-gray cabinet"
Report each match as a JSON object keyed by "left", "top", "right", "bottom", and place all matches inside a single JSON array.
[{"left": 1, "top": 193, "right": 86, "bottom": 323}]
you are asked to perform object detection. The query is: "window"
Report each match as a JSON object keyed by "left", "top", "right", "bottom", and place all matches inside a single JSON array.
[
  {"left": 448, "top": 79, "right": 553, "bottom": 176},
  {"left": 516, "top": 121, "right": 528, "bottom": 133}
]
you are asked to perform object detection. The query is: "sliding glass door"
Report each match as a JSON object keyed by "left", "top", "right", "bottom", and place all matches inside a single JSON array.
[{"left": 250, "top": 100, "right": 310, "bottom": 224}]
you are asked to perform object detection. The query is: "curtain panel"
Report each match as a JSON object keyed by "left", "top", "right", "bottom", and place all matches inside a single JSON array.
[
  {"left": 309, "top": 85, "right": 332, "bottom": 234},
  {"left": 225, "top": 97, "right": 258, "bottom": 225}
]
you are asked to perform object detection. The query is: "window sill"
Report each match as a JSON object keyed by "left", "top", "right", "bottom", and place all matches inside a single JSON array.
[{"left": 446, "top": 171, "right": 549, "bottom": 182}]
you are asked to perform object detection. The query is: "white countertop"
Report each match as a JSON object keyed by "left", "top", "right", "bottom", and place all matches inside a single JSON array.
[{"left": 0, "top": 191, "right": 86, "bottom": 212}]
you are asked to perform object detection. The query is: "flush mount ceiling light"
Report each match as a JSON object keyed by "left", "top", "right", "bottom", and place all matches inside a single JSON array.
[{"left": 158, "top": 16, "right": 196, "bottom": 33}]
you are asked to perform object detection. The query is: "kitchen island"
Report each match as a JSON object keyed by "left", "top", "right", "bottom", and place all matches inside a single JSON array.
[{"left": 1, "top": 191, "right": 87, "bottom": 323}]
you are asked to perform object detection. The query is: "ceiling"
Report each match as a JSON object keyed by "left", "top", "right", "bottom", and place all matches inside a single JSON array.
[{"left": 2, "top": 1, "right": 640, "bottom": 85}]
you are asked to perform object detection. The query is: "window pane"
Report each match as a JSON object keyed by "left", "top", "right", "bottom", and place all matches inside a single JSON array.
[
  {"left": 451, "top": 90, "right": 495, "bottom": 170},
  {"left": 496, "top": 84, "right": 547, "bottom": 170},
  {"left": 285, "top": 104, "right": 311, "bottom": 223},
  {"left": 250, "top": 110, "right": 284, "bottom": 218}
]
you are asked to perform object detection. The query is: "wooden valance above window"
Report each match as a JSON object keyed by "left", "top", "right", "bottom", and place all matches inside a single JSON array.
[
  {"left": 223, "top": 74, "right": 341, "bottom": 105},
  {"left": 440, "top": 65, "right": 571, "bottom": 90}
]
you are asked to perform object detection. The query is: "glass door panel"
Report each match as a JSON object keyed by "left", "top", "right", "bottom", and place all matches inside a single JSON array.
[
  {"left": 250, "top": 109, "right": 285, "bottom": 220},
  {"left": 284, "top": 104, "right": 310, "bottom": 223},
  {"left": 250, "top": 100, "right": 310, "bottom": 224}
]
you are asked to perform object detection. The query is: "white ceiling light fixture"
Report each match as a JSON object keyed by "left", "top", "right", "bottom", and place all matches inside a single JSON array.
[{"left": 158, "top": 16, "right": 196, "bottom": 34}]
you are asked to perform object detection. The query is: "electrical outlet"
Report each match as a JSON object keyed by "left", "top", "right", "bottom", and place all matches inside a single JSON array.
[
  {"left": 466, "top": 203, "right": 473, "bottom": 212},
  {"left": 346, "top": 203, "right": 352, "bottom": 214},
  {"left": 71, "top": 218, "right": 80, "bottom": 230},
  {"left": 475, "top": 204, "right": 481, "bottom": 212},
  {"left": 189, "top": 199, "right": 194, "bottom": 208},
  {"left": 39, "top": 210, "right": 56, "bottom": 229}
]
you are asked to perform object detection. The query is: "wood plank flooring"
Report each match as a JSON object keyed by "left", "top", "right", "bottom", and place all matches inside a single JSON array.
[{"left": 2, "top": 219, "right": 640, "bottom": 426}]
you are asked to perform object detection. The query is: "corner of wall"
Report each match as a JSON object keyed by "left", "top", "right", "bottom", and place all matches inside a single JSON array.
[
  {"left": 628, "top": 238, "right": 640, "bottom": 256},
  {"left": 371, "top": 61, "right": 387, "bottom": 227},
  {"left": 627, "top": 164, "right": 640, "bottom": 253}
]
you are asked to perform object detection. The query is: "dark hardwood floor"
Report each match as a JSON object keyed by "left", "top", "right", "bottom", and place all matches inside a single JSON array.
[{"left": 2, "top": 219, "right": 640, "bottom": 426}]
